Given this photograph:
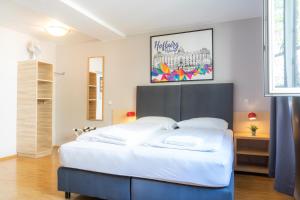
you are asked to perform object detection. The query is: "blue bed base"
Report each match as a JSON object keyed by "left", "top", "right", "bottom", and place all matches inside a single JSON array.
[{"left": 58, "top": 167, "right": 234, "bottom": 200}]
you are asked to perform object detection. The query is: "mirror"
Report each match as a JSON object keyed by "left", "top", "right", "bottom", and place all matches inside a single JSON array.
[{"left": 87, "top": 57, "right": 104, "bottom": 120}]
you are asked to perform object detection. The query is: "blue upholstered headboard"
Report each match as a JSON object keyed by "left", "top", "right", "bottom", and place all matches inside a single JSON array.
[{"left": 136, "top": 83, "right": 234, "bottom": 129}]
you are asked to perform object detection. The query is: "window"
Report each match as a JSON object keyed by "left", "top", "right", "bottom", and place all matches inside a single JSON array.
[{"left": 264, "top": 0, "right": 300, "bottom": 95}]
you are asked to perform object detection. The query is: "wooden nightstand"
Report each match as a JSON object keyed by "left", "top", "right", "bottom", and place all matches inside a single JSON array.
[{"left": 234, "top": 132, "right": 270, "bottom": 174}]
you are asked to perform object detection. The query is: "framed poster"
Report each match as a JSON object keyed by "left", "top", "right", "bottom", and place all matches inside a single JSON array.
[{"left": 150, "top": 28, "right": 213, "bottom": 83}]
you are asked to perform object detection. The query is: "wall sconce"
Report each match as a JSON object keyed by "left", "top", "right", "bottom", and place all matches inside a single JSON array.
[
  {"left": 248, "top": 112, "right": 257, "bottom": 121},
  {"left": 248, "top": 112, "right": 258, "bottom": 136},
  {"left": 126, "top": 112, "right": 136, "bottom": 117},
  {"left": 126, "top": 111, "right": 136, "bottom": 123}
]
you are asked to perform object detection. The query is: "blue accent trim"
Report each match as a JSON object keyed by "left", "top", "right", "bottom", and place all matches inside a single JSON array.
[
  {"left": 58, "top": 167, "right": 131, "bottom": 200},
  {"left": 131, "top": 172, "right": 234, "bottom": 200},
  {"left": 58, "top": 167, "right": 234, "bottom": 200}
]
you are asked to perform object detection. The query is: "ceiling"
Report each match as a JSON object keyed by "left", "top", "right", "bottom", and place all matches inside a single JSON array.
[
  {"left": 68, "top": 0, "right": 263, "bottom": 35},
  {"left": 1, "top": 0, "right": 262, "bottom": 44},
  {"left": 0, "top": 0, "right": 95, "bottom": 45}
]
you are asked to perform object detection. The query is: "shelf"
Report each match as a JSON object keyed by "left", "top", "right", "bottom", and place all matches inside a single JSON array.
[
  {"left": 88, "top": 100, "right": 96, "bottom": 120},
  {"left": 88, "top": 71, "right": 98, "bottom": 120},
  {"left": 37, "top": 80, "right": 52, "bottom": 99},
  {"left": 38, "top": 79, "right": 53, "bottom": 83},
  {"left": 88, "top": 87, "right": 96, "bottom": 99},
  {"left": 37, "top": 98, "right": 52, "bottom": 100},
  {"left": 235, "top": 132, "right": 270, "bottom": 140},
  {"left": 89, "top": 72, "right": 97, "bottom": 86},
  {"left": 38, "top": 63, "right": 53, "bottom": 81},
  {"left": 235, "top": 164, "right": 269, "bottom": 174},
  {"left": 237, "top": 149, "right": 269, "bottom": 157}
]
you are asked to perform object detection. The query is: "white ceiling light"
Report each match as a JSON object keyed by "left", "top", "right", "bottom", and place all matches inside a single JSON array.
[
  {"left": 60, "top": 0, "right": 126, "bottom": 38},
  {"left": 45, "top": 25, "right": 70, "bottom": 37}
]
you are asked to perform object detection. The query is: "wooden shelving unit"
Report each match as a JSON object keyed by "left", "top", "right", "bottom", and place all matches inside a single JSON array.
[
  {"left": 17, "top": 60, "right": 53, "bottom": 158},
  {"left": 38, "top": 79, "right": 53, "bottom": 83},
  {"left": 87, "top": 72, "right": 97, "bottom": 120},
  {"left": 234, "top": 132, "right": 270, "bottom": 174},
  {"left": 235, "top": 164, "right": 269, "bottom": 174},
  {"left": 237, "top": 149, "right": 269, "bottom": 156}
]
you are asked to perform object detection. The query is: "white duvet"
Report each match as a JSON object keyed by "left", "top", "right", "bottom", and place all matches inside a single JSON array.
[
  {"left": 144, "top": 128, "right": 225, "bottom": 152},
  {"left": 77, "top": 122, "right": 164, "bottom": 145},
  {"left": 60, "top": 129, "right": 234, "bottom": 187}
]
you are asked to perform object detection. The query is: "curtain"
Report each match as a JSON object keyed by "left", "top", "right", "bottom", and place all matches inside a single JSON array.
[{"left": 269, "top": 97, "right": 295, "bottom": 196}]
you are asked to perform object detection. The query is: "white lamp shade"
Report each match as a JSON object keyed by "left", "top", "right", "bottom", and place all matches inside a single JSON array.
[{"left": 45, "top": 25, "right": 70, "bottom": 37}]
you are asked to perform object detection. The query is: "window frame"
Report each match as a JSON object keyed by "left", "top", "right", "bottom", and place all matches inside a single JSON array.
[{"left": 264, "top": 0, "right": 300, "bottom": 96}]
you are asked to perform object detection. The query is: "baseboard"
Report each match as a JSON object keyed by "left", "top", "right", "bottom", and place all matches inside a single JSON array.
[
  {"left": 18, "top": 149, "right": 53, "bottom": 158},
  {"left": 0, "top": 147, "right": 58, "bottom": 160},
  {"left": 0, "top": 154, "right": 17, "bottom": 161}
]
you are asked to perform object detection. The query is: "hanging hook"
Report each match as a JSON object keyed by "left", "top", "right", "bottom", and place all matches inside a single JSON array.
[{"left": 54, "top": 72, "right": 65, "bottom": 76}]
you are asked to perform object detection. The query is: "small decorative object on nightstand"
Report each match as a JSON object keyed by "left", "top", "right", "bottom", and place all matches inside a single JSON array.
[
  {"left": 248, "top": 112, "right": 258, "bottom": 136},
  {"left": 234, "top": 132, "right": 270, "bottom": 174},
  {"left": 249, "top": 125, "right": 258, "bottom": 136}
]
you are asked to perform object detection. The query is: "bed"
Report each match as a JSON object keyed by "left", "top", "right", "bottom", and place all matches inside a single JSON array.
[{"left": 58, "top": 83, "right": 234, "bottom": 200}]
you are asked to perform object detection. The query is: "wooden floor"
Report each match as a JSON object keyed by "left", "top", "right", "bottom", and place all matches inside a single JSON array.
[{"left": 0, "top": 150, "right": 294, "bottom": 200}]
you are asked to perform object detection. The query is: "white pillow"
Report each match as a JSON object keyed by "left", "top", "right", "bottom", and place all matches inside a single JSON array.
[
  {"left": 136, "top": 116, "right": 177, "bottom": 130},
  {"left": 176, "top": 117, "right": 228, "bottom": 130}
]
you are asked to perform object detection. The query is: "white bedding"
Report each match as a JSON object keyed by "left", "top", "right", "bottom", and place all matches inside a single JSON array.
[
  {"left": 77, "top": 122, "right": 164, "bottom": 145},
  {"left": 145, "top": 128, "right": 225, "bottom": 152},
  {"left": 60, "top": 129, "right": 233, "bottom": 187}
]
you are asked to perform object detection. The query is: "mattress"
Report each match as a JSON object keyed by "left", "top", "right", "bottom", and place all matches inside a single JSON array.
[{"left": 59, "top": 130, "right": 233, "bottom": 187}]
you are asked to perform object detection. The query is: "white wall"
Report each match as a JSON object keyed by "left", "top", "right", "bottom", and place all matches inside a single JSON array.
[
  {"left": 0, "top": 26, "right": 56, "bottom": 158},
  {"left": 55, "top": 17, "right": 269, "bottom": 145}
]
